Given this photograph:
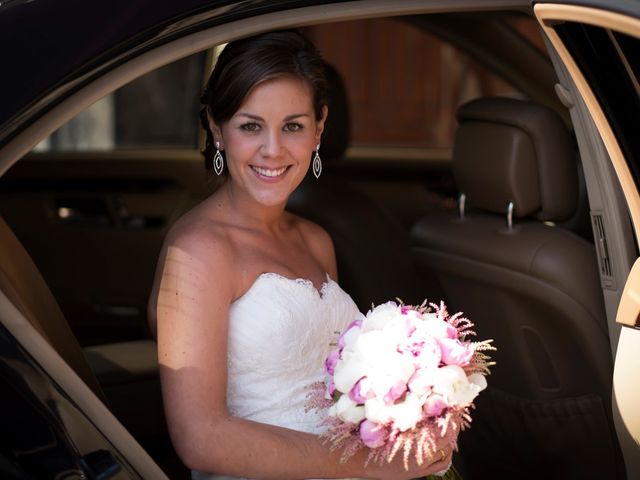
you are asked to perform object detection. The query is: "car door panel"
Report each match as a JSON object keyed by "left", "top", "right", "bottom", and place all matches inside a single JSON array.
[
  {"left": 0, "top": 154, "right": 208, "bottom": 346},
  {"left": 535, "top": 3, "right": 640, "bottom": 476}
]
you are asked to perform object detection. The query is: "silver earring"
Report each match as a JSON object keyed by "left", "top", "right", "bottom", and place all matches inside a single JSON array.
[
  {"left": 213, "top": 141, "right": 224, "bottom": 176},
  {"left": 312, "top": 144, "right": 322, "bottom": 179}
]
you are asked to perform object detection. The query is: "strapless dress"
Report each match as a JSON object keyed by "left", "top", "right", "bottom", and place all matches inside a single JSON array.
[{"left": 192, "top": 272, "right": 362, "bottom": 480}]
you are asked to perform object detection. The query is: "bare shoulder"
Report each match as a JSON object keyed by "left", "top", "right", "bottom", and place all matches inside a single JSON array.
[
  {"left": 290, "top": 214, "right": 337, "bottom": 278},
  {"left": 148, "top": 209, "right": 237, "bottom": 333},
  {"left": 166, "top": 212, "right": 232, "bottom": 266}
]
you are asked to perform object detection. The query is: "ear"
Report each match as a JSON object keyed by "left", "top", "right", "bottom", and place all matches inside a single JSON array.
[
  {"left": 206, "top": 108, "right": 224, "bottom": 149},
  {"left": 315, "top": 105, "right": 329, "bottom": 141}
]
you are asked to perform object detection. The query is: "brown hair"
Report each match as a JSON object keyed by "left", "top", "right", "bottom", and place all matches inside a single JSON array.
[{"left": 200, "top": 30, "right": 328, "bottom": 176}]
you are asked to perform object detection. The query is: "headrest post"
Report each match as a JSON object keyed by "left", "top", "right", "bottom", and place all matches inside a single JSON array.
[
  {"left": 458, "top": 193, "right": 466, "bottom": 220},
  {"left": 507, "top": 201, "right": 514, "bottom": 230}
]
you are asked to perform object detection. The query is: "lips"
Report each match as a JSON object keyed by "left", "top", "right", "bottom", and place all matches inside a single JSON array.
[{"left": 250, "top": 165, "right": 289, "bottom": 178}]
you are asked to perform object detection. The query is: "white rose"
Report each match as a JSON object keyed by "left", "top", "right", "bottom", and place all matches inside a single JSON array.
[
  {"left": 367, "top": 359, "right": 415, "bottom": 399},
  {"left": 353, "top": 330, "right": 396, "bottom": 366},
  {"left": 418, "top": 316, "right": 453, "bottom": 340},
  {"left": 334, "top": 394, "right": 366, "bottom": 424},
  {"left": 338, "top": 314, "right": 365, "bottom": 352},
  {"left": 386, "top": 393, "right": 424, "bottom": 432},
  {"left": 333, "top": 349, "right": 369, "bottom": 393},
  {"left": 468, "top": 372, "right": 488, "bottom": 391},
  {"left": 408, "top": 367, "right": 436, "bottom": 398},
  {"left": 364, "top": 397, "right": 392, "bottom": 424},
  {"left": 362, "top": 302, "right": 399, "bottom": 332},
  {"left": 432, "top": 365, "right": 484, "bottom": 407}
]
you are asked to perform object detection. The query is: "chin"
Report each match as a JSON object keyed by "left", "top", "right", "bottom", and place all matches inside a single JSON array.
[{"left": 251, "top": 192, "right": 291, "bottom": 208}]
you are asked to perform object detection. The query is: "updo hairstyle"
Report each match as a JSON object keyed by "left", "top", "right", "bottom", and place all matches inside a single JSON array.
[{"left": 199, "top": 30, "right": 329, "bottom": 176}]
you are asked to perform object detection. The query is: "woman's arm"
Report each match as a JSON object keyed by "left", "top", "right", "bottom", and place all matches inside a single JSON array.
[{"left": 153, "top": 226, "right": 452, "bottom": 479}]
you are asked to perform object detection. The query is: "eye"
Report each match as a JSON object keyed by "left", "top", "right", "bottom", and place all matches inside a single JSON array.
[
  {"left": 241, "top": 122, "right": 261, "bottom": 132},
  {"left": 284, "top": 122, "right": 304, "bottom": 133}
]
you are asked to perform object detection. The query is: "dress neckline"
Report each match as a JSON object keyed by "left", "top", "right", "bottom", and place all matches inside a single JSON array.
[{"left": 233, "top": 271, "right": 335, "bottom": 305}]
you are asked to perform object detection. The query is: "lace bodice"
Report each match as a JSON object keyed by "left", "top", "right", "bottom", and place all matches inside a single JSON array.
[{"left": 192, "top": 272, "right": 361, "bottom": 480}]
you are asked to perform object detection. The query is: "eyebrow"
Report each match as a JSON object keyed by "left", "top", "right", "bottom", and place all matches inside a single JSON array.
[{"left": 235, "top": 112, "right": 311, "bottom": 122}]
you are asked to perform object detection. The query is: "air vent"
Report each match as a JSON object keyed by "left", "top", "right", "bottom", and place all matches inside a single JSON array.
[{"left": 591, "top": 213, "right": 615, "bottom": 289}]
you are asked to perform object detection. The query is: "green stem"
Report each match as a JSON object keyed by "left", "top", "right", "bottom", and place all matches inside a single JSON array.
[{"left": 422, "top": 464, "right": 463, "bottom": 480}]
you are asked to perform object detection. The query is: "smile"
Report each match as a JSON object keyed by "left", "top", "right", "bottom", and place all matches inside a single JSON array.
[{"left": 250, "top": 165, "right": 289, "bottom": 178}]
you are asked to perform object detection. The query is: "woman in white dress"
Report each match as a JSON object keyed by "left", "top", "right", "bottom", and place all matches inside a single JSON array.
[{"left": 148, "top": 30, "right": 453, "bottom": 479}]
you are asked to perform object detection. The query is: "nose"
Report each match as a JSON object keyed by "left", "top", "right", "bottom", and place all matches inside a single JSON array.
[{"left": 261, "top": 129, "right": 282, "bottom": 158}]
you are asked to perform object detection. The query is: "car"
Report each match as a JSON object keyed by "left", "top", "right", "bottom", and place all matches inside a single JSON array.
[{"left": 1, "top": 0, "right": 640, "bottom": 478}]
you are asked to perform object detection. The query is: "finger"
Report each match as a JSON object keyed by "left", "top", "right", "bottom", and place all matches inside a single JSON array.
[{"left": 428, "top": 448, "right": 453, "bottom": 472}]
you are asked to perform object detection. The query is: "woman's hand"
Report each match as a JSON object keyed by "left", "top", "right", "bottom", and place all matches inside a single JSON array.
[{"left": 363, "top": 440, "right": 454, "bottom": 480}]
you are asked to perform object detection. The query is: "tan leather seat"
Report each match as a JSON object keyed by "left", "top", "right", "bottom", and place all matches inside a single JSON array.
[
  {"left": 287, "top": 63, "right": 430, "bottom": 311},
  {"left": 411, "top": 97, "right": 624, "bottom": 478}
]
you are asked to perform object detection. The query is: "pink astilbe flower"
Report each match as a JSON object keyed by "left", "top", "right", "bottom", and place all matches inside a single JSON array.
[{"left": 305, "top": 381, "right": 334, "bottom": 411}]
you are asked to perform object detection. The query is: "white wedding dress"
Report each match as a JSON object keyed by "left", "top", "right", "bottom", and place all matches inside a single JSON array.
[{"left": 192, "top": 272, "right": 362, "bottom": 480}]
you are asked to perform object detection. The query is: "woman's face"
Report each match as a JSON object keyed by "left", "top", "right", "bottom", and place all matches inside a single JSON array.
[{"left": 212, "top": 75, "right": 327, "bottom": 208}]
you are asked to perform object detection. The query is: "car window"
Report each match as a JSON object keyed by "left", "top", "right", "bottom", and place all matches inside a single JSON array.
[
  {"left": 34, "top": 52, "right": 207, "bottom": 152},
  {"left": 554, "top": 23, "right": 640, "bottom": 191},
  {"left": 305, "top": 17, "right": 539, "bottom": 151},
  {"left": 32, "top": 17, "right": 543, "bottom": 156}
]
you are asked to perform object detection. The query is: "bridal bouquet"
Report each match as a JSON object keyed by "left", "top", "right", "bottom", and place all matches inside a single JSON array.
[{"left": 307, "top": 300, "right": 494, "bottom": 477}]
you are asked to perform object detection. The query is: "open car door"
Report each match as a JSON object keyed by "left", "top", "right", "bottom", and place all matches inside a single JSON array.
[{"left": 534, "top": 1, "right": 640, "bottom": 478}]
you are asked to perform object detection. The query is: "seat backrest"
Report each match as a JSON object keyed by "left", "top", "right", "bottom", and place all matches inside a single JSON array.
[
  {"left": 411, "top": 97, "right": 623, "bottom": 477},
  {"left": 287, "top": 63, "right": 431, "bottom": 310},
  {"left": 0, "top": 215, "right": 106, "bottom": 401}
]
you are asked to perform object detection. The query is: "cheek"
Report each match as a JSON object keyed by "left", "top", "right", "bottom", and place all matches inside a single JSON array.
[
  {"left": 223, "top": 132, "right": 255, "bottom": 160},
  {"left": 287, "top": 136, "right": 317, "bottom": 162}
]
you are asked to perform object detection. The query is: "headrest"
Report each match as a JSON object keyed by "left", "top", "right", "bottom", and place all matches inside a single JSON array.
[
  {"left": 320, "top": 62, "right": 350, "bottom": 161},
  {"left": 452, "top": 97, "right": 577, "bottom": 221}
]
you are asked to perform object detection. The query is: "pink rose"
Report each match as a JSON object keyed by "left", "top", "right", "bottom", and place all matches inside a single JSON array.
[
  {"left": 423, "top": 393, "right": 448, "bottom": 417},
  {"left": 383, "top": 379, "right": 408, "bottom": 405},
  {"left": 446, "top": 323, "right": 459, "bottom": 339},
  {"left": 338, "top": 319, "right": 363, "bottom": 349},
  {"left": 325, "top": 348, "right": 340, "bottom": 375},
  {"left": 400, "top": 305, "right": 414, "bottom": 315},
  {"left": 439, "top": 338, "right": 474, "bottom": 366},
  {"left": 349, "top": 377, "right": 373, "bottom": 404},
  {"left": 399, "top": 335, "right": 442, "bottom": 370},
  {"left": 326, "top": 379, "right": 336, "bottom": 398},
  {"left": 421, "top": 315, "right": 458, "bottom": 340},
  {"left": 408, "top": 367, "right": 434, "bottom": 397},
  {"left": 359, "top": 419, "right": 388, "bottom": 448}
]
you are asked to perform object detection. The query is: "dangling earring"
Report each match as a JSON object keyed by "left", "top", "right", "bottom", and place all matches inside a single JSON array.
[
  {"left": 213, "top": 141, "right": 224, "bottom": 176},
  {"left": 312, "top": 143, "right": 322, "bottom": 179}
]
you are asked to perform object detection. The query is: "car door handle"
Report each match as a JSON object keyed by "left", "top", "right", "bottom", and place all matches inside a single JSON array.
[{"left": 55, "top": 197, "right": 113, "bottom": 225}]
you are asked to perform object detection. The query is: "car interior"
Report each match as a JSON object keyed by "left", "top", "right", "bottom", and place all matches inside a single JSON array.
[{"left": 0, "top": 9, "right": 629, "bottom": 479}]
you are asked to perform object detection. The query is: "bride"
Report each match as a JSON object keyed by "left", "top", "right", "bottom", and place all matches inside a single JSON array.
[{"left": 148, "top": 30, "right": 453, "bottom": 479}]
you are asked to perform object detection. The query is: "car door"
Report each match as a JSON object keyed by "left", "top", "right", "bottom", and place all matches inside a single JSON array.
[
  {"left": 534, "top": 1, "right": 640, "bottom": 477},
  {"left": 0, "top": 53, "right": 210, "bottom": 347}
]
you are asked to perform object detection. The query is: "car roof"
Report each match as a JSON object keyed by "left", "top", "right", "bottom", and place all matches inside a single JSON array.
[
  {"left": 0, "top": 0, "right": 333, "bottom": 145},
  {"left": 3, "top": 0, "right": 640, "bottom": 150}
]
